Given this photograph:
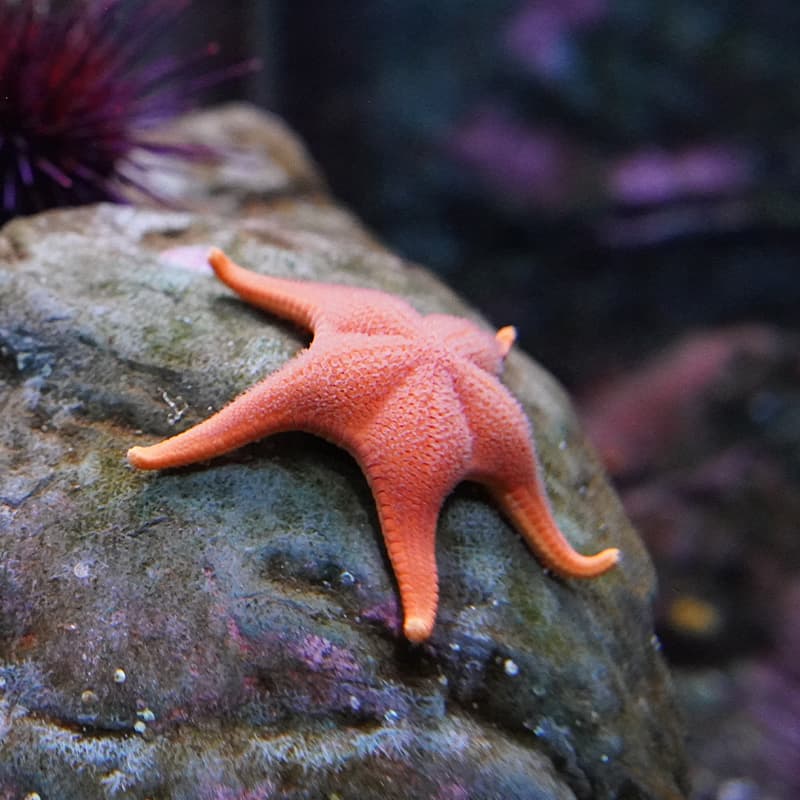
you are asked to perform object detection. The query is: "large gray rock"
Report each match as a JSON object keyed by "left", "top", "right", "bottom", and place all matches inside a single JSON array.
[{"left": 0, "top": 107, "right": 686, "bottom": 799}]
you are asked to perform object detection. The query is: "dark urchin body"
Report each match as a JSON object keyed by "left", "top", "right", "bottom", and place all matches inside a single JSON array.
[{"left": 0, "top": 0, "right": 248, "bottom": 222}]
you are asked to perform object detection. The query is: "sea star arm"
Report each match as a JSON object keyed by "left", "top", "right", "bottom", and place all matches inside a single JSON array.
[
  {"left": 126, "top": 338, "right": 421, "bottom": 470},
  {"left": 352, "top": 367, "right": 473, "bottom": 643},
  {"left": 127, "top": 352, "right": 327, "bottom": 469},
  {"left": 497, "top": 483, "right": 619, "bottom": 578},
  {"left": 129, "top": 247, "right": 617, "bottom": 644},
  {"left": 495, "top": 325, "right": 516, "bottom": 358},
  {"left": 209, "top": 249, "right": 422, "bottom": 336},
  {"left": 424, "top": 314, "right": 514, "bottom": 374},
  {"left": 369, "top": 481, "right": 442, "bottom": 644},
  {"left": 459, "top": 369, "right": 620, "bottom": 578},
  {"left": 209, "top": 248, "right": 321, "bottom": 330}
]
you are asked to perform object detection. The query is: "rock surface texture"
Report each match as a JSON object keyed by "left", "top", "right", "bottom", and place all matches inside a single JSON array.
[{"left": 0, "top": 106, "right": 687, "bottom": 799}]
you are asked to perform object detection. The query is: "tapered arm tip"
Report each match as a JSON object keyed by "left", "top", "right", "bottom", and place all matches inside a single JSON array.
[
  {"left": 403, "top": 615, "right": 435, "bottom": 643},
  {"left": 127, "top": 446, "right": 154, "bottom": 469}
]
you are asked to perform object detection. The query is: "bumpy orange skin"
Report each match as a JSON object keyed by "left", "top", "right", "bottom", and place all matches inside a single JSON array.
[{"left": 128, "top": 249, "right": 620, "bottom": 642}]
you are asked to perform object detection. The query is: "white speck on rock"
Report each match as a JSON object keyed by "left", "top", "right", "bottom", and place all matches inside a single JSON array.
[
  {"left": 339, "top": 570, "right": 355, "bottom": 586},
  {"left": 72, "top": 560, "right": 91, "bottom": 579},
  {"left": 503, "top": 659, "right": 519, "bottom": 677}
]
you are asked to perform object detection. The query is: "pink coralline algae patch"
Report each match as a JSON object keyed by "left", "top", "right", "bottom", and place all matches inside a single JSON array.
[
  {"left": 580, "top": 326, "right": 779, "bottom": 476},
  {"left": 291, "top": 633, "right": 362, "bottom": 680},
  {"left": 608, "top": 145, "right": 754, "bottom": 207},
  {"left": 358, "top": 598, "right": 402, "bottom": 636},
  {"left": 450, "top": 108, "right": 577, "bottom": 210},
  {"left": 160, "top": 244, "right": 217, "bottom": 273},
  {"left": 504, "top": 0, "right": 608, "bottom": 77},
  {"left": 436, "top": 783, "right": 470, "bottom": 800},
  {"left": 203, "top": 783, "right": 275, "bottom": 800},
  {"left": 225, "top": 615, "right": 254, "bottom": 656}
]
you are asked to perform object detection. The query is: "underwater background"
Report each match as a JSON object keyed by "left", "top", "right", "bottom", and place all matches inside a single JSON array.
[{"left": 4, "top": 1, "right": 800, "bottom": 797}]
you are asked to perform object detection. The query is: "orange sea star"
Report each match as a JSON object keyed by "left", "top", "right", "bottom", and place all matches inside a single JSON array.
[{"left": 128, "top": 249, "right": 620, "bottom": 642}]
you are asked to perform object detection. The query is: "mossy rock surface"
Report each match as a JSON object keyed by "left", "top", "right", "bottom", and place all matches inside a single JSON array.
[{"left": 0, "top": 107, "right": 686, "bottom": 799}]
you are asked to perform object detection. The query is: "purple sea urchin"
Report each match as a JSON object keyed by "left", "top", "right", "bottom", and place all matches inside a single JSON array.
[{"left": 0, "top": 0, "right": 254, "bottom": 222}]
